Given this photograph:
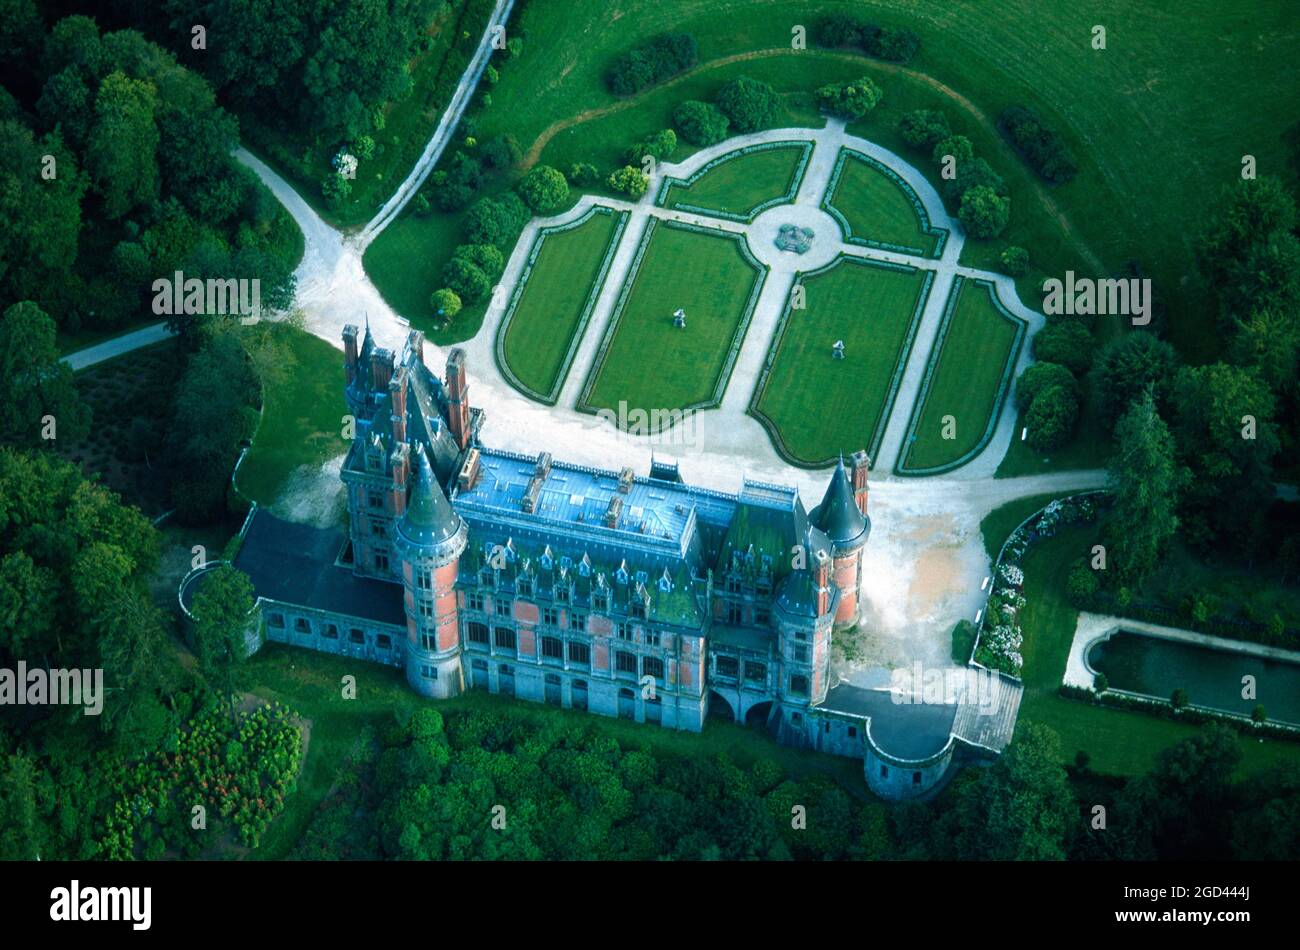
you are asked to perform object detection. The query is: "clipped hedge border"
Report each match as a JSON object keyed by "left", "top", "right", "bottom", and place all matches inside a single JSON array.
[
  {"left": 894, "top": 276, "right": 1027, "bottom": 476},
  {"left": 822, "top": 147, "right": 948, "bottom": 259},
  {"left": 576, "top": 218, "right": 769, "bottom": 423},
  {"left": 494, "top": 205, "right": 630, "bottom": 405},
  {"left": 747, "top": 254, "right": 934, "bottom": 469},
  {"left": 655, "top": 140, "right": 814, "bottom": 223},
  {"left": 1058, "top": 684, "right": 1300, "bottom": 742}
]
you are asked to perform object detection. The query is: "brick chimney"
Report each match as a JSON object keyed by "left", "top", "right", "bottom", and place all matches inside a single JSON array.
[
  {"left": 389, "top": 366, "right": 408, "bottom": 443},
  {"left": 446, "top": 348, "right": 471, "bottom": 449},
  {"left": 343, "top": 325, "right": 360, "bottom": 385},
  {"left": 850, "top": 450, "right": 870, "bottom": 515},
  {"left": 371, "top": 348, "right": 395, "bottom": 392},
  {"left": 389, "top": 442, "right": 410, "bottom": 517},
  {"left": 604, "top": 495, "right": 624, "bottom": 529}
]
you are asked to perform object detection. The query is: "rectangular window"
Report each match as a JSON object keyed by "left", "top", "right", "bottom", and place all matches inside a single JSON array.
[
  {"left": 644, "top": 630, "right": 660, "bottom": 647},
  {"left": 416, "top": 571, "right": 432, "bottom": 591},
  {"left": 555, "top": 586, "right": 570, "bottom": 604},
  {"left": 542, "top": 607, "right": 558, "bottom": 626},
  {"left": 616, "top": 651, "right": 638, "bottom": 674},
  {"left": 323, "top": 624, "right": 339, "bottom": 639},
  {"left": 419, "top": 601, "right": 434, "bottom": 619},
  {"left": 642, "top": 656, "right": 664, "bottom": 680},
  {"left": 373, "top": 523, "right": 387, "bottom": 539},
  {"left": 744, "top": 661, "right": 766, "bottom": 682},
  {"left": 726, "top": 575, "right": 741, "bottom": 593},
  {"left": 421, "top": 665, "right": 437, "bottom": 680},
  {"left": 495, "top": 599, "right": 511, "bottom": 617},
  {"left": 631, "top": 602, "right": 647, "bottom": 619},
  {"left": 795, "top": 629, "right": 808, "bottom": 642},
  {"left": 294, "top": 617, "right": 311, "bottom": 633},
  {"left": 494, "top": 627, "right": 516, "bottom": 650},
  {"left": 517, "top": 579, "right": 533, "bottom": 597},
  {"left": 267, "top": 613, "right": 285, "bottom": 628},
  {"left": 790, "top": 674, "right": 809, "bottom": 696},
  {"left": 727, "top": 604, "right": 742, "bottom": 624},
  {"left": 568, "top": 612, "right": 586, "bottom": 632},
  {"left": 755, "top": 608, "right": 770, "bottom": 625},
  {"left": 913, "top": 771, "right": 922, "bottom": 786},
  {"left": 375, "top": 553, "right": 389, "bottom": 572},
  {"left": 848, "top": 726, "right": 857, "bottom": 738},
  {"left": 468, "top": 591, "right": 485, "bottom": 612},
  {"left": 368, "top": 490, "right": 385, "bottom": 510},
  {"left": 716, "top": 655, "right": 739, "bottom": 677},
  {"left": 349, "top": 628, "right": 365, "bottom": 644},
  {"left": 421, "top": 633, "right": 436, "bottom": 651},
  {"left": 567, "top": 641, "right": 590, "bottom": 665},
  {"left": 467, "top": 623, "right": 489, "bottom": 645},
  {"left": 793, "top": 645, "right": 808, "bottom": 663},
  {"left": 541, "top": 636, "right": 563, "bottom": 659},
  {"left": 376, "top": 634, "right": 392, "bottom": 650},
  {"left": 593, "top": 592, "right": 609, "bottom": 611},
  {"left": 616, "top": 622, "right": 631, "bottom": 641}
]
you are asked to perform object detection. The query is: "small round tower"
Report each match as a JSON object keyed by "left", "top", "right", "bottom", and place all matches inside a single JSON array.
[
  {"left": 394, "top": 443, "right": 468, "bottom": 698},
  {"left": 809, "top": 455, "right": 871, "bottom": 630}
]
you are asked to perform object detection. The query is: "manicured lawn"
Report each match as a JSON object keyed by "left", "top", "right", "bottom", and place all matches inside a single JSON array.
[
  {"left": 660, "top": 143, "right": 809, "bottom": 220},
  {"left": 979, "top": 492, "right": 1078, "bottom": 561},
  {"left": 753, "top": 257, "right": 930, "bottom": 465},
  {"left": 826, "top": 149, "right": 941, "bottom": 257},
  {"left": 1015, "top": 525, "right": 1300, "bottom": 778},
  {"left": 236, "top": 326, "right": 349, "bottom": 507},
  {"left": 499, "top": 207, "right": 625, "bottom": 400},
  {"left": 901, "top": 279, "right": 1022, "bottom": 472},
  {"left": 995, "top": 387, "right": 1111, "bottom": 478},
  {"left": 581, "top": 223, "right": 764, "bottom": 420}
]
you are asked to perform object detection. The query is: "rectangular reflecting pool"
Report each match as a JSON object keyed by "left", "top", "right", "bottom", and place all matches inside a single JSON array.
[{"left": 1087, "top": 631, "right": 1300, "bottom": 726}]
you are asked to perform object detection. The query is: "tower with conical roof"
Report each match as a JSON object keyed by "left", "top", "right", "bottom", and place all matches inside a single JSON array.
[
  {"left": 395, "top": 443, "right": 469, "bottom": 698},
  {"left": 773, "top": 522, "right": 838, "bottom": 709},
  {"left": 809, "top": 454, "right": 871, "bottom": 630}
]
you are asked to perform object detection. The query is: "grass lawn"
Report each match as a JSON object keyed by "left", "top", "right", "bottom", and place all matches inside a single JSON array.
[
  {"left": 499, "top": 207, "right": 625, "bottom": 400},
  {"left": 236, "top": 325, "right": 349, "bottom": 507},
  {"left": 660, "top": 143, "right": 809, "bottom": 220},
  {"left": 995, "top": 386, "right": 1111, "bottom": 477},
  {"left": 979, "top": 492, "right": 1081, "bottom": 561},
  {"left": 581, "top": 222, "right": 764, "bottom": 419},
  {"left": 753, "top": 257, "right": 930, "bottom": 465},
  {"left": 902, "top": 279, "right": 1022, "bottom": 472},
  {"left": 1015, "top": 524, "right": 1300, "bottom": 779},
  {"left": 826, "top": 149, "right": 942, "bottom": 256}
]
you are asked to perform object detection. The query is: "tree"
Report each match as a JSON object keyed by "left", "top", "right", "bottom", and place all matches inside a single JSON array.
[
  {"left": 1093, "top": 332, "right": 1180, "bottom": 426},
  {"left": 673, "top": 100, "right": 729, "bottom": 146},
  {"left": 518, "top": 165, "right": 569, "bottom": 213},
  {"left": 715, "top": 77, "right": 779, "bottom": 133},
  {"left": 452, "top": 243, "right": 504, "bottom": 280},
  {"left": 1000, "top": 245, "right": 1029, "bottom": 276},
  {"left": 86, "top": 70, "right": 159, "bottom": 219},
  {"left": 0, "top": 754, "right": 40, "bottom": 860},
  {"left": 463, "top": 193, "right": 528, "bottom": 246},
  {"left": 1025, "top": 384, "right": 1079, "bottom": 451},
  {"left": 814, "top": 77, "right": 882, "bottom": 119},
  {"left": 190, "top": 564, "right": 256, "bottom": 707},
  {"left": 568, "top": 162, "right": 600, "bottom": 187},
  {"left": 1105, "top": 390, "right": 1186, "bottom": 584},
  {"left": 440, "top": 257, "right": 490, "bottom": 303},
  {"left": 321, "top": 172, "right": 351, "bottom": 210},
  {"left": 959, "top": 184, "right": 1010, "bottom": 238},
  {"left": 1229, "top": 308, "right": 1300, "bottom": 396},
  {"left": 624, "top": 129, "right": 677, "bottom": 165},
  {"left": 1016, "top": 361, "right": 1076, "bottom": 412},
  {"left": 932, "top": 134, "right": 972, "bottom": 165},
  {"left": 898, "top": 109, "right": 950, "bottom": 149},
  {"left": 1033, "top": 319, "right": 1093, "bottom": 375},
  {"left": 430, "top": 288, "right": 462, "bottom": 320},
  {"left": 941, "top": 156, "right": 1005, "bottom": 204},
  {"left": 0, "top": 301, "right": 91, "bottom": 447},
  {"left": 480, "top": 134, "right": 521, "bottom": 171},
  {"left": 607, "top": 165, "right": 649, "bottom": 198}
]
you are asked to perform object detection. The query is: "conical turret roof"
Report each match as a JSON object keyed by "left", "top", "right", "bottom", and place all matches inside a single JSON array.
[
  {"left": 810, "top": 458, "right": 868, "bottom": 546},
  {"left": 399, "top": 444, "right": 462, "bottom": 547}
]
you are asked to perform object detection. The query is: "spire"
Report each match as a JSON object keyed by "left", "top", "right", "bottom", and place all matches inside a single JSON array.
[
  {"left": 399, "top": 443, "right": 461, "bottom": 546},
  {"left": 810, "top": 457, "right": 868, "bottom": 545}
]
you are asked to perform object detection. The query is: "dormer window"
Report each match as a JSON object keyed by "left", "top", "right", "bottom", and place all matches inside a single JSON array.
[
  {"left": 631, "top": 601, "right": 647, "bottom": 620},
  {"left": 554, "top": 584, "right": 570, "bottom": 604},
  {"left": 517, "top": 578, "right": 533, "bottom": 598},
  {"left": 593, "top": 591, "right": 610, "bottom": 612}
]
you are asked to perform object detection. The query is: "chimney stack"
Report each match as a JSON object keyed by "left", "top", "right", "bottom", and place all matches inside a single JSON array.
[
  {"left": 850, "top": 450, "right": 870, "bottom": 515},
  {"left": 343, "top": 325, "right": 360, "bottom": 385},
  {"left": 446, "top": 348, "right": 471, "bottom": 449}
]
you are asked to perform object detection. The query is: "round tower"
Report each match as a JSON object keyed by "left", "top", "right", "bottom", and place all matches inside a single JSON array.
[
  {"left": 809, "top": 455, "right": 871, "bottom": 630},
  {"left": 394, "top": 442, "right": 468, "bottom": 699}
]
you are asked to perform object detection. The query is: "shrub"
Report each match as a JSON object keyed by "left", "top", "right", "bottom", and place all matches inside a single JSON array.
[
  {"left": 950, "top": 620, "right": 977, "bottom": 664},
  {"left": 1067, "top": 558, "right": 1100, "bottom": 604},
  {"left": 480, "top": 134, "right": 521, "bottom": 171},
  {"left": 814, "top": 77, "right": 883, "bottom": 118},
  {"left": 430, "top": 288, "right": 462, "bottom": 319},
  {"left": 568, "top": 162, "right": 600, "bottom": 187},
  {"left": 999, "top": 245, "right": 1029, "bottom": 277},
  {"left": 1025, "top": 383, "right": 1080, "bottom": 451},
  {"left": 1092, "top": 672, "right": 1109, "bottom": 692},
  {"left": 518, "top": 165, "right": 569, "bottom": 213},
  {"left": 607, "top": 165, "right": 649, "bottom": 198},
  {"left": 999, "top": 105, "right": 1078, "bottom": 184},
  {"left": 958, "top": 185, "right": 1011, "bottom": 238},
  {"left": 606, "top": 33, "right": 697, "bottom": 95},
  {"left": 864, "top": 25, "right": 921, "bottom": 64},
  {"left": 673, "top": 99, "right": 730, "bottom": 146},
  {"left": 352, "top": 135, "right": 376, "bottom": 160},
  {"left": 452, "top": 243, "right": 504, "bottom": 280},
  {"left": 440, "top": 257, "right": 490, "bottom": 303},
  {"left": 1171, "top": 687, "right": 1189, "bottom": 710},
  {"left": 463, "top": 192, "right": 529, "bottom": 246},
  {"left": 1092, "top": 332, "right": 1180, "bottom": 425},
  {"left": 813, "top": 14, "right": 864, "bottom": 47},
  {"left": 1016, "top": 361, "right": 1077, "bottom": 411},
  {"left": 898, "top": 109, "right": 950, "bottom": 149},
  {"left": 624, "top": 129, "right": 677, "bottom": 165},
  {"left": 321, "top": 173, "right": 351, "bottom": 209},
  {"left": 942, "top": 157, "right": 1006, "bottom": 205},
  {"left": 1033, "top": 319, "right": 1094, "bottom": 374},
  {"left": 715, "top": 77, "right": 779, "bottom": 133},
  {"left": 932, "top": 134, "right": 973, "bottom": 166}
]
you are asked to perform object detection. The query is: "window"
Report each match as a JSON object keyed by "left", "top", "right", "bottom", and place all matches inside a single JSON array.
[
  {"left": 744, "top": 661, "right": 766, "bottom": 682},
  {"left": 495, "top": 598, "right": 511, "bottom": 616},
  {"left": 755, "top": 608, "right": 770, "bottom": 625},
  {"left": 645, "top": 630, "right": 660, "bottom": 647},
  {"left": 376, "top": 634, "right": 392, "bottom": 650},
  {"left": 421, "top": 633, "right": 436, "bottom": 651},
  {"left": 793, "top": 645, "right": 808, "bottom": 663},
  {"left": 726, "top": 575, "right": 741, "bottom": 593},
  {"left": 294, "top": 617, "right": 311, "bottom": 634},
  {"left": 880, "top": 765, "right": 888, "bottom": 779},
  {"left": 795, "top": 629, "right": 808, "bottom": 642},
  {"left": 615, "top": 651, "right": 638, "bottom": 674},
  {"left": 555, "top": 585, "right": 570, "bottom": 604},
  {"left": 727, "top": 603, "right": 742, "bottom": 624},
  {"left": 824, "top": 722, "right": 831, "bottom": 733},
  {"left": 349, "top": 628, "right": 365, "bottom": 644},
  {"left": 789, "top": 674, "right": 809, "bottom": 696},
  {"left": 468, "top": 591, "right": 485, "bottom": 612},
  {"left": 517, "top": 578, "right": 532, "bottom": 597},
  {"left": 416, "top": 570, "right": 432, "bottom": 591},
  {"left": 568, "top": 612, "right": 586, "bottom": 632},
  {"left": 568, "top": 641, "right": 590, "bottom": 665},
  {"left": 616, "top": 622, "right": 631, "bottom": 641},
  {"left": 267, "top": 613, "right": 285, "bottom": 629},
  {"left": 374, "top": 553, "right": 389, "bottom": 572},
  {"left": 791, "top": 712, "right": 802, "bottom": 725},
  {"left": 716, "top": 655, "right": 739, "bottom": 677},
  {"left": 542, "top": 607, "right": 558, "bottom": 626},
  {"left": 493, "top": 627, "right": 516, "bottom": 650},
  {"left": 593, "top": 591, "right": 609, "bottom": 611},
  {"left": 419, "top": 601, "right": 434, "bottom": 619},
  {"left": 368, "top": 490, "right": 384, "bottom": 510},
  {"left": 373, "top": 523, "right": 387, "bottom": 539},
  {"left": 848, "top": 726, "right": 857, "bottom": 738},
  {"left": 323, "top": 624, "right": 339, "bottom": 639},
  {"left": 467, "top": 622, "right": 489, "bottom": 645},
  {"left": 631, "top": 602, "right": 646, "bottom": 619},
  {"left": 421, "top": 665, "right": 437, "bottom": 680},
  {"left": 541, "top": 636, "right": 563, "bottom": 660},
  {"left": 642, "top": 656, "right": 664, "bottom": 680},
  {"left": 913, "top": 772, "right": 922, "bottom": 786}
]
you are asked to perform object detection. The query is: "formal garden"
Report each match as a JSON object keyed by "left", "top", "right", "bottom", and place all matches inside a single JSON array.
[
  {"left": 823, "top": 148, "right": 947, "bottom": 258},
  {"left": 656, "top": 141, "right": 813, "bottom": 221}
]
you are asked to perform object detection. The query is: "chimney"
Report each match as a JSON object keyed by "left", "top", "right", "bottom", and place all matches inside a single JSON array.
[
  {"left": 617, "top": 466, "right": 634, "bottom": 494},
  {"left": 407, "top": 329, "right": 425, "bottom": 365},
  {"left": 604, "top": 495, "right": 623, "bottom": 529},
  {"left": 535, "top": 452, "right": 553, "bottom": 479},
  {"left": 446, "top": 348, "right": 471, "bottom": 449},
  {"left": 457, "top": 447, "right": 481, "bottom": 492},
  {"left": 343, "top": 325, "right": 360, "bottom": 385},
  {"left": 850, "top": 449, "right": 870, "bottom": 515},
  {"left": 371, "top": 347, "right": 395, "bottom": 391},
  {"left": 814, "top": 549, "right": 831, "bottom": 617},
  {"left": 521, "top": 451, "right": 552, "bottom": 514},
  {"left": 389, "top": 443, "right": 410, "bottom": 517},
  {"left": 389, "top": 366, "right": 408, "bottom": 443}
]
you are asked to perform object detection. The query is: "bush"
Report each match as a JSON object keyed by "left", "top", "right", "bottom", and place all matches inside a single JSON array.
[
  {"left": 932, "top": 134, "right": 973, "bottom": 166},
  {"left": 1025, "top": 383, "right": 1080, "bottom": 451},
  {"left": 814, "top": 77, "right": 883, "bottom": 119},
  {"left": 607, "top": 165, "right": 649, "bottom": 198},
  {"left": 624, "top": 129, "right": 677, "bottom": 165},
  {"left": 898, "top": 109, "right": 950, "bottom": 149},
  {"left": 429, "top": 151, "right": 482, "bottom": 212},
  {"left": 1033, "top": 319, "right": 1094, "bottom": 374},
  {"left": 958, "top": 185, "right": 1011, "bottom": 238},
  {"left": 813, "top": 14, "right": 864, "bottom": 47},
  {"left": 440, "top": 257, "right": 490, "bottom": 303},
  {"left": 568, "top": 162, "right": 600, "bottom": 187},
  {"left": 950, "top": 620, "right": 977, "bottom": 664},
  {"left": 1092, "top": 332, "right": 1180, "bottom": 425},
  {"left": 864, "top": 25, "right": 921, "bottom": 64},
  {"left": 942, "top": 157, "right": 1006, "bottom": 205},
  {"left": 999, "top": 246, "right": 1029, "bottom": 277},
  {"left": 480, "top": 134, "right": 521, "bottom": 171},
  {"left": 1067, "top": 558, "right": 1101, "bottom": 604},
  {"left": 430, "top": 288, "right": 462, "bottom": 319},
  {"left": 673, "top": 100, "right": 730, "bottom": 146},
  {"left": 463, "top": 192, "right": 529, "bottom": 246},
  {"left": 518, "top": 165, "right": 569, "bottom": 213},
  {"left": 999, "top": 105, "right": 1078, "bottom": 184},
  {"left": 715, "top": 77, "right": 779, "bottom": 133},
  {"left": 321, "top": 173, "right": 351, "bottom": 210},
  {"left": 352, "top": 135, "right": 376, "bottom": 160},
  {"left": 1092, "top": 672, "right": 1109, "bottom": 692},
  {"left": 452, "top": 243, "right": 504, "bottom": 280},
  {"left": 606, "top": 33, "right": 697, "bottom": 95},
  {"left": 1016, "top": 361, "right": 1077, "bottom": 411}
]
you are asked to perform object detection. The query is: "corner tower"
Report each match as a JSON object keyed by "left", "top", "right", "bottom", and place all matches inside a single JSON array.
[
  {"left": 810, "top": 455, "right": 871, "bottom": 630},
  {"left": 395, "top": 443, "right": 468, "bottom": 699}
]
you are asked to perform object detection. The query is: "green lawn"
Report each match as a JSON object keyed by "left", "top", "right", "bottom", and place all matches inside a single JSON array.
[
  {"left": 826, "top": 149, "right": 942, "bottom": 257},
  {"left": 1014, "top": 524, "right": 1300, "bottom": 779},
  {"left": 236, "top": 326, "right": 349, "bottom": 507},
  {"left": 753, "top": 257, "right": 930, "bottom": 465},
  {"left": 498, "top": 207, "right": 625, "bottom": 401},
  {"left": 901, "top": 279, "right": 1023, "bottom": 473},
  {"left": 581, "top": 222, "right": 765, "bottom": 420},
  {"left": 660, "top": 143, "right": 809, "bottom": 220}
]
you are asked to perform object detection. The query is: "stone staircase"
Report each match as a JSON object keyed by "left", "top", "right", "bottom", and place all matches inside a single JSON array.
[{"left": 952, "top": 670, "right": 1023, "bottom": 754}]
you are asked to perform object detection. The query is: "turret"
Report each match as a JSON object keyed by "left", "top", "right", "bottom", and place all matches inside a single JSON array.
[
  {"left": 773, "top": 524, "right": 836, "bottom": 707},
  {"left": 395, "top": 444, "right": 468, "bottom": 699},
  {"left": 810, "top": 457, "right": 871, "bottom": 630}
]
